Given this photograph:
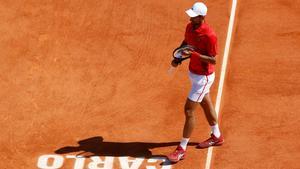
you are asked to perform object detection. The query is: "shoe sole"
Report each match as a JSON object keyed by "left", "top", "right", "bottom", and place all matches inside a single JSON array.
[
  {"left": 167, "top": 155, "right": 185, "bottom": 163},
  {"left": 196, "top": 140, "right": 224, "bottom": 149}
]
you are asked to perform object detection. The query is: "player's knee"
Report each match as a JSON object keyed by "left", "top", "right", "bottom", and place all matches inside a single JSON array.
[{"left": 184, "top": 109, "right": 194, "bottom": 118}]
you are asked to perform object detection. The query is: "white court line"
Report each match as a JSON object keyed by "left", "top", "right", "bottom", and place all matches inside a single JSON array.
[{"left": 204, "top": 0, "right": 238, "bottom": 169}]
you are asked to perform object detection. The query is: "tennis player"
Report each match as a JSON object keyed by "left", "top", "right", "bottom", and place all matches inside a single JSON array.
[{"left": 168, "top": 2, "right": 224, "bottom": 163}]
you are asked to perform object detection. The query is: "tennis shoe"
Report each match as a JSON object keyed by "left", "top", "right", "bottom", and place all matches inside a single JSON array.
[
  {"left": 196, "top": 134, "right": 224, "bottom": 149},
  {"left": 167, "top": 145, "right": 186, "bottom": 163}
]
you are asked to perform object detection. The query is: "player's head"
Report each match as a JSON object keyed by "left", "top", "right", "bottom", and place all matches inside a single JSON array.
[{"left": 185, "top": 2, "right": 207, "bottom": 25}]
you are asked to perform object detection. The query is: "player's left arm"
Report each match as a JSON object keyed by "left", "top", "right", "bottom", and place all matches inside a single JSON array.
[
  {"left": 193, "top": 34, "right": 217, "bottom": 64},
  {"left": 195, "top": 53, "right": 216, "bottom": 64}
]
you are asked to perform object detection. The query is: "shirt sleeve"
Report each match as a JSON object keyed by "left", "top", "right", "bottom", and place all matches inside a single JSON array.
[{"left": 184, "top": 23, "right": 191, "bottom": 42}]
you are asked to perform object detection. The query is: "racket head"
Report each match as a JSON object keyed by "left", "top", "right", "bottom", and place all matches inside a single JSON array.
[{"left": 172, "top": 45, "right": 195, "bottom": 61}]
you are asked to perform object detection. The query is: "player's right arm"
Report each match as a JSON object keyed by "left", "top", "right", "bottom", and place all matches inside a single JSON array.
[{"left": 193, "top": 34, "right": 217, "bottom": 64}]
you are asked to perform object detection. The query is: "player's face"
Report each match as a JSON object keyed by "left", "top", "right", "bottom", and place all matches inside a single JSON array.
[{"left": 190, "top": 15, "right": 203, "bottom": 25}]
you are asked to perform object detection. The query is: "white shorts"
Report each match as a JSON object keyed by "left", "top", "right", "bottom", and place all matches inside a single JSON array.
[{"left": 188, "top": 71, "right": 215, "bottom": 102}]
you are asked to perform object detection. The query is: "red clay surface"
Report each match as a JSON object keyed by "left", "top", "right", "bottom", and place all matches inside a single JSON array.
[
  {"left": 213, "top": 0, "right": 300, "bottom": 168},
  {"left": 1, "top": 0, "right": 299, "bottom": 169}
]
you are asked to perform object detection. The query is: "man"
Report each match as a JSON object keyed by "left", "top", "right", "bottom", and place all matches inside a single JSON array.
[{"left": 167, "top": 2, "right": 224, "bottom": 163}]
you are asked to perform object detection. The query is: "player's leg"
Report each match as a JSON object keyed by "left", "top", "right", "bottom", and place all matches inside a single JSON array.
[
  {"left": 200, "top": 93, "right": 218, "bottom": 126},
  {"left": 183, "top": 98, "right": 198, "bottom": 139},
  {"left": 180, "top": 72, "right": 207, "bottom": 150},
  {"left": 197, "top": 93, "right": 224, "bottom": 148},
  {"left": 167, "top": 98, "right": 197, "bottom": 163}
]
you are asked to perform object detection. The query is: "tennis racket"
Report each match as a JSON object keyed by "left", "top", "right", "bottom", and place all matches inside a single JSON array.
[
  {"left": 172, "top": 45, "right": 195, "bottom": 63},
  {"left": 168, "top": 45, "right": 195, "bottom": 75}
]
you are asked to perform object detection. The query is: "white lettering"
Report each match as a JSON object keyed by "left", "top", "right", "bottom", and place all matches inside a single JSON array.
[
  {"left": 37, "top": 155, "right": 172, "bottom": 169},
  {"left": 66, "top": 155, "right": 85, "bottom": 169},
  {"left": 88, "top": 156, "right": 114, "bottom": 169},
  {"left": 119, "top": 157, "right": 144, "bottom": 169},
  {"left": 37, "top": 155, "right": 64, "bottom": 169}
]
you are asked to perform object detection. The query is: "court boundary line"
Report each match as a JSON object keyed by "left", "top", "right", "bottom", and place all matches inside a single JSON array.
[{"left": 204, "top": 0, "right": 238, "bottom": 169}]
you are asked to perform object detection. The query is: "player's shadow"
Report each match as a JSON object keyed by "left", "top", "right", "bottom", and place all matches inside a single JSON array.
[{"left": 54, "top": 136, "right": 197, "bottom": 159}]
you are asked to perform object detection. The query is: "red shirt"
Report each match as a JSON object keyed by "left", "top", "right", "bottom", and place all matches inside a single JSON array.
[{"left": 184, "top": 22, "right": 218, "bottom": 75}]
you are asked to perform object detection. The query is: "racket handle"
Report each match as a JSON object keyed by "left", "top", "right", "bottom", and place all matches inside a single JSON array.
[{"left": 167, "top": 66, "right": 176, "bottom": 75}]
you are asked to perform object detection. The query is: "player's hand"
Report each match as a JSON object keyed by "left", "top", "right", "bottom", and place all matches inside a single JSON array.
[
  {"left": 171, "top": 59, "right": 180, "bottom": 67},
  {"left": 181, "top": 49, "right": 192, "bottom": 57}
]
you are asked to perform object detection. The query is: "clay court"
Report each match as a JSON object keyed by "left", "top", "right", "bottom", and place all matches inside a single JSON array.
[{"left": 1, "top": 0, "right": 300, "bottom": 168}]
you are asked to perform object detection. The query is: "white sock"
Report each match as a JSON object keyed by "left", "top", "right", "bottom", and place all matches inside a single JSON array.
[
  {"left": 179, "top": 138, "right": 190, "bottom": 150},
  {"left": 211, "top": 124, "right": 221, "bottom": 138}
]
